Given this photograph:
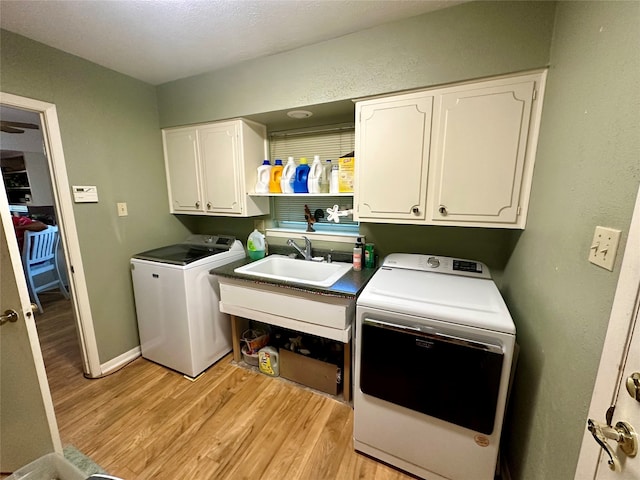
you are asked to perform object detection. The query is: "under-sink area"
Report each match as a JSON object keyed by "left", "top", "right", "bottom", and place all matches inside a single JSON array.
[
  {"left": 233, "top": 254, "right": 352, "bottom": 288},
  {"left": 212, "top": 250, "right": 379, "bottom": 402}
]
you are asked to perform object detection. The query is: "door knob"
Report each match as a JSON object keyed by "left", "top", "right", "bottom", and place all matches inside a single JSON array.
[
  {"left": 627, "top": 372, "right": 640, "bottom": 402},
  {"left": 438, "top": 205, "right": 448, "bottom": 216},
  {"left": 0, "top": 309, "right": 19, "bottom": 325},
  {"left": 587, "top": 418, "right": 638, "bottom": 472}
]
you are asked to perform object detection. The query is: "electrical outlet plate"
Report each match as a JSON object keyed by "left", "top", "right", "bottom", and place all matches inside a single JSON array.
[{"left": 588, "top": 226, "right": 621, "bottom": 271}]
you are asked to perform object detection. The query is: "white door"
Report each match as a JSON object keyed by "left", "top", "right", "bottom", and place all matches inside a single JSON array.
[
  {"left": 0, "top": 183, "right": 61, "bottom": 472},
  {"left": 575, "top": 186, "right": 640, "bottom": 479}
]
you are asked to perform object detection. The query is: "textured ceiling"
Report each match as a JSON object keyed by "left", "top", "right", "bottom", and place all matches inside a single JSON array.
[{"left": 0, "top": 0, "right": 465, "bottom": 85}]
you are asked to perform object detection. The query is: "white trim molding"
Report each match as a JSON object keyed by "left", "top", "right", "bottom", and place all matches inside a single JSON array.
[{"left": 0, "top": 92, "right": 102, "bottom": 377}]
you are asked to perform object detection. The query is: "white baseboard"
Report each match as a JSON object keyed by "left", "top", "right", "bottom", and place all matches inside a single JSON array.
[{"left": 100, "top": 346, "right": 141, "bottom": 375}]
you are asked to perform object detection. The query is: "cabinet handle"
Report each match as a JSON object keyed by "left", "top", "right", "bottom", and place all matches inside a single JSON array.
[
  {"left": 412, "top": 207, "right": 420, "bottom": 215},
  {"left": 195, "top": 201, "right": 201, "bottom": 209},
  {"left": 439, "top": 205, "right": 448, "bottom": 216},
  {"left": 206, "top": 202, "right": 212, "bottom": 210}
]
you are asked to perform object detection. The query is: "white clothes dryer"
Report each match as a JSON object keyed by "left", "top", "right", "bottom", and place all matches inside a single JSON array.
[
  {"left": 131, "top": 234, "right": 245, "bottom": 377},
  {"left": 354, "top": 253, "right": 516, "bottom": 480}
]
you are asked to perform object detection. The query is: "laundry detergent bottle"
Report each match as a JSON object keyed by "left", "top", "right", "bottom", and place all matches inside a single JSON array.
[
  {"left": 320, "top": 159, "right": 332, "bottom": 193},
  {"left": 293, "top": 157, "right": 310, "bottom": 193},
  {"left": 308, "top": 155, "right": 322, "bottom": 194},
  {"left": 281, "top": 157, "right": 296, "bottom": 194},
  {"left": 269, "top": 159, "right": 283, "bottom": 193},
  {"left": 255, "top": 160, "right": 271, "bottom": 194},
  {"left": 247, "top": 229, "right": 266, "bottom": 260}
]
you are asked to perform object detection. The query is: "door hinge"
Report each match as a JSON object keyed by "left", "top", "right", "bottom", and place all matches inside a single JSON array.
[
  {"left": 70, "top": 265, "right": 75, "bottom": 274},
  {"left": 533, "top": 87, "right": 538, "bottom": 101},
  {"left": 517, "top": 205, "right": 522, "bottom": 216}
]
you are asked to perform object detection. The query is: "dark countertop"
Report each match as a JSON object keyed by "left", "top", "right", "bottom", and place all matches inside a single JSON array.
[{"left": 210, "top": 255, "right": 378, "bottom": 298}]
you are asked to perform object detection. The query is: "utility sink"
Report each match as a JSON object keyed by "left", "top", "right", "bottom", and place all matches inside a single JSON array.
[{"left": 234, "top": 254, "right": 352, "bottom": 287}]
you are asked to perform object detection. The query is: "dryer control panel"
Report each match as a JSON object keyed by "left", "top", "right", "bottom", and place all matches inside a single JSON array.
[{"left": 381, "top": 253, "right": 491, "bottom": 279}]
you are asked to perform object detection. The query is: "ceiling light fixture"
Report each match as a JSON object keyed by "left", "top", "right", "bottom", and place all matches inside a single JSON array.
[{"left": 287, "top": 110, "right": 313, "bottom": 119}]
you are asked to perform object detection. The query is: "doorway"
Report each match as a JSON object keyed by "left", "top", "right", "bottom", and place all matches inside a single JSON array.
[
  {"left": 0, "top": 92, "right": 101, "bottom": 378},
  {"left": 1, "top": 105, "right": 84, "bottom": 379}
]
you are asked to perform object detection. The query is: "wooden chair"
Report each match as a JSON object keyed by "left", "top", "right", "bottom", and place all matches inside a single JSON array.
[{"left": 22, "top": 225, "right": 69, "bottom": 313}]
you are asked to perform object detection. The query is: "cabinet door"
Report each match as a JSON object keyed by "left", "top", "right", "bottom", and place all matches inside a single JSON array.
[
  {"left": 199, "top": 122, "right": 242, "bottom": 214},
  {"left": 163, "top": 128, "right": 203, "bottom": 213},
  {"left": 429, "top": 80, "right": 535, "bottom": 225},
  {"left": 355, "top": 93, "right": 433, "bottom": 222}
]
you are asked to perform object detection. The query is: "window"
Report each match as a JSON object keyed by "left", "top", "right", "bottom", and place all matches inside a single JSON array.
[{"left": 268, "top": 125, "right": 358, "bottom": 239}]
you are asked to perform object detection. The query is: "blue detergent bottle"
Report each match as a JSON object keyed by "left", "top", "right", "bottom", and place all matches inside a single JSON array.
[{"left": 293, "top": 157, "right": 310, "bottom": 193}]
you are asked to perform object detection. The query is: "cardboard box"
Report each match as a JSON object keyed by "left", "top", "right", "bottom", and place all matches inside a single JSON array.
[
  {"left": 279, "top": 348, "right": 341, "bottom": 395},
  {"left": 338, "top": 156, "right": 354, "bottom": 193}
]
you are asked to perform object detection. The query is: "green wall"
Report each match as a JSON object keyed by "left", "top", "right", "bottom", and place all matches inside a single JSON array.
[
  {"left": 0, "top": 30, "right": 190, "bottom": 362},
  {"left": 500, "top": 2, "right": 640, "bottom": 479},
  {"left": 157, "top": 1, "right": 555, "bottom": 128}
]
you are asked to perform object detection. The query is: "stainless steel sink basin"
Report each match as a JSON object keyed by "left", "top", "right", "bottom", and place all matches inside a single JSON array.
[{"left": 234, "top": 255, "right": 352, "bottom": 287}]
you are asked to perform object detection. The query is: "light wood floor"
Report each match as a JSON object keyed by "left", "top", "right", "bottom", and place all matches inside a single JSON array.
[{"left": 36, "top": 295, "right": 418, "bottom": 480}]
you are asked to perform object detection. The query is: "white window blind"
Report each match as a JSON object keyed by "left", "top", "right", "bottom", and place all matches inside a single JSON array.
[
  {"left": 269, "top": 125, "right": 357, "bottom": 230},
  {"left": 269, "top": 125, "right": 355, "bottom": 164}
]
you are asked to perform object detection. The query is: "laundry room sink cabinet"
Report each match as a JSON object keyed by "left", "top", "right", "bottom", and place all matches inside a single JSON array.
[
  {"left": 163, "top": 119, "right": 269, "bottom": 217},
  {"left": 354, "top": 70, "right": 546, "bottom": 228}
]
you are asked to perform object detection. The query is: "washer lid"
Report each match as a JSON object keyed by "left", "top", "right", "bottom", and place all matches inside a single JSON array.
[
  {"left": 133, "top": 244, "right": 226, "bottom": 265},
  {"left": 132, "top": 234, "right": 238, "bottom": 266},
  {"left": 357, "top": 266, "right": 515, "bottom": 334}
]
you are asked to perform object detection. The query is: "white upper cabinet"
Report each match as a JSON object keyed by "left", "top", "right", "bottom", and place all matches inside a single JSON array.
[
  {"left": 163, "top": 127, "right": 201, "bottom": 213},
  {"left": 428, "top": 75, "right": 541, "bottom": 227},
  {"left": 163, "top": 119, "right": 269, "bottom": 217},
  {"left": 355, "top": 92, "right": 433, "bottom": 221},
  {"left": 354, "top": 71, "right": 546, "bottom": 228}
]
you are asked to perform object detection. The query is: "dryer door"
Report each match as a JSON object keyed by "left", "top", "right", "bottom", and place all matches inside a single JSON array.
[{"left": 360, "top": 317, "right": 504, "bottom": 435}]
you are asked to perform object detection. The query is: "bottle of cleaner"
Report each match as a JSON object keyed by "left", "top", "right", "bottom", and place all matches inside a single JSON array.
[
  {"left": 308, "top": 155, "right": 322, "bottom": 194},
  {"left": 281, "top": 157, "right": 296, "bottom": 194},
  {"left": 293, "top": 157, "right": 310, "bottom": 193},
  {"left": 329, "top": 163, "right": 340, "bottom": 194},
  {"left": 255, "top": 160, "right": 271, "bottom": 194},
  {"left": 269, "top": 159, "right": 284, "bottom": 193},
  {"left": 320, "top": 160, "right": 332, "bottom": 193}
]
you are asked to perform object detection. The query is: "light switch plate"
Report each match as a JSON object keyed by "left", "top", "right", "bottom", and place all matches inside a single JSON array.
[
  {"left": 588, "top": 226, "right": 621, "bottom": 271},
  {"left": 117, "top": 202, "right": 128, "bottom": 217}
]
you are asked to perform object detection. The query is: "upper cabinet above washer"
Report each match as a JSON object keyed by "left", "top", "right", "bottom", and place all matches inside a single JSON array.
[
  {"left": 163, "top": 119, "right": 269, "bottom": 217},
  {"left": 354, "top": 71, "right": 546, "bottom": 229}
]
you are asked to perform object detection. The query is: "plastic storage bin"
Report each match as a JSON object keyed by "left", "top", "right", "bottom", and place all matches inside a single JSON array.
[{"left": 6, "top": 453, "right": 87, "bottom": 480}]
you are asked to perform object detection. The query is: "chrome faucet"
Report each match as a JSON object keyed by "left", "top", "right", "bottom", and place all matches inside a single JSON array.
[{"left": 287, "top": 236, "right": 312, "bottom": 260}]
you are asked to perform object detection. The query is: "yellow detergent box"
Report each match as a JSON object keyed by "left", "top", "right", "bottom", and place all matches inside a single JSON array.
[{"left": 338, "top": 156, "right": 354, "bottom": 193}]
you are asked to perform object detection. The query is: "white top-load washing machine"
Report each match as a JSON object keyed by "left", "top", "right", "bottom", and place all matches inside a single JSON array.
[
  {"left": 131, "top": 234, "right": 245, "bottom": 377},
  {"left": 354, "top": 253, "right": 516, "bottom": 480}
]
